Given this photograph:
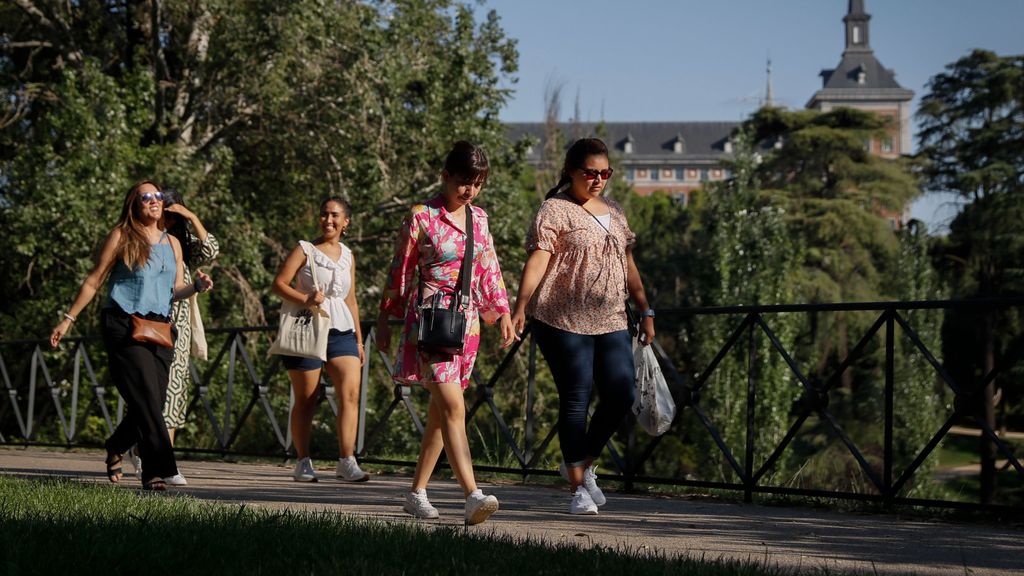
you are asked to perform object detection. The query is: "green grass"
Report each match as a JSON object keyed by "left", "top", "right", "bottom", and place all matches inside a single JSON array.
[{"left": 0, "top": 476, "right": 867, "bottom": 576}]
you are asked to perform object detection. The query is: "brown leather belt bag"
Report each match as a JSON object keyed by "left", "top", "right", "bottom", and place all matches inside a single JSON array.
[{"left": 131, "top": 315, "right": 174, "bottom": 348}]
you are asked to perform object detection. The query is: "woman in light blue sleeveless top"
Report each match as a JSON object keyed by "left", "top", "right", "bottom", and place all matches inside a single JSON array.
[{"left": 50, "top": 180, "right": 214, "bottom": 491}]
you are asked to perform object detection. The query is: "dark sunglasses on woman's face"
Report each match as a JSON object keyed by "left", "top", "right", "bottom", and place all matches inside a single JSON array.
[
  {"left": 139, "top": 191, "right": 164, "bottom": 203},
  {"left": 579, "top": 168, "right": 614, "bottom": 181}
]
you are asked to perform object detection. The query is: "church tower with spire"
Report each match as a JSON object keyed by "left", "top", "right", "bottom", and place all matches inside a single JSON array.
[{"left": 807, "top": 0, "right": 913, "bottom": 157}]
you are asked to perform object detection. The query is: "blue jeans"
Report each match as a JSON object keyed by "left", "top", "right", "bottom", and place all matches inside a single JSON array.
[{"left": 532, "top": 320, "right": 635, "bottom": 466}]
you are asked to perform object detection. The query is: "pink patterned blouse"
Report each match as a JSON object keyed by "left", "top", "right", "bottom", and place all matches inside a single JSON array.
[
  {"left": 525, "top": 193, "right": 636, "bottom": 335},
  {"left": 380, "top": 196, "right": 511, "bottom": 389}
]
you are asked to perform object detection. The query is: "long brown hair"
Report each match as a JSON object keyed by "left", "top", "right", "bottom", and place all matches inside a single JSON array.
[
  {"left": 114, "top": 180, "right": 162, "bottom": 270},
  {"left": 545, "top": 138, "right": 609, "bottom": 199}
]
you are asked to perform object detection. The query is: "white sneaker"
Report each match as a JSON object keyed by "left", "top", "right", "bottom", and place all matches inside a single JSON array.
[
  {"left": 335, "top": 456, "right": 370, "bottom": 482},
  {"left": 128, "top": 447, "right": 142, "bottom": 479},
  {"left": 582, "top": 465, "right": 606, "bottom": 506},
  {"left": 569, "top": 486, "right": 598, "bottom": 515},
  {"left": 559, "top": 462, "right": 606, "bottom": 507},
  {"left": 403, "top": 489, "right": 439, "bottom": 519},
  {"left": 292, "top": 457, "right": 318, "bottom": 482},
  {"left": 163, "top": 473, "right": 187, "bottom": 486},
  {"left": 464, "top": 490, "right": 499, "bottom": 526}
]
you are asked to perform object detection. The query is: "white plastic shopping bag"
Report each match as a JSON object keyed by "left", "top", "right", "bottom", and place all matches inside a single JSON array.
[{"left": 632, "top": 341, "right": 676, "bottom": 436}]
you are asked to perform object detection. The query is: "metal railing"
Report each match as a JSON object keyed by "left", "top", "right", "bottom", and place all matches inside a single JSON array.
[{"left": 2, "top": 298, "right": 1023, "bottom": 513}]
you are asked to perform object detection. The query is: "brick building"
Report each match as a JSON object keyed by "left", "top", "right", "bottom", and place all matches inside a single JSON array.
[{"left": 506, "top": 0, "right": 914, "bottom": 206}]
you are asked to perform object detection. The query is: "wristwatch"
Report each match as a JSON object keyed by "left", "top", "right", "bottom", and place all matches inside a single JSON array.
[{"left": 640, "top": 308, "right": 656, "bottom": 319}]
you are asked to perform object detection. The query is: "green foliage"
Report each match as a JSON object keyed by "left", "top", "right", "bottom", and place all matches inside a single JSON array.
[{"left": 684, "top": 130, "right": 804, "bottom": 482}]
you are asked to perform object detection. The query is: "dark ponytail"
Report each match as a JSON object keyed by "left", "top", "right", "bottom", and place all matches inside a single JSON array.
[{"left": 544, "top": 138, "right": 610, "bottom": 200}]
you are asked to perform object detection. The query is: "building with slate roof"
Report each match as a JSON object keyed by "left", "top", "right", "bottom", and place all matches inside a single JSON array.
[
  {"left": 807, "top": 0, "right": 914, "bottom": 157},
  {"left": 505, "top": 0, "right": 913, "bottom": 205},
  {"left": 505, "top": 121, "right": 739, "bottom": 201}
]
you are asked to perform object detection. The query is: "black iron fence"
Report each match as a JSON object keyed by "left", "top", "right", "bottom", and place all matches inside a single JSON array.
[{"left": 2, "top": 298, "right": 1023, "bottom": 513}]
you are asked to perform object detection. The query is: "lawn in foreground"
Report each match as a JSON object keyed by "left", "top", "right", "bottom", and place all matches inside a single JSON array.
[{"left": 0, "top": 476, "right": 867, "bottom": 576}]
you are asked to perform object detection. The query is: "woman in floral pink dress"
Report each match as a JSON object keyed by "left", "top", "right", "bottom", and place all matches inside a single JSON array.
[{"left": 376, "top": 141, "right": 517, "bottom": 526}]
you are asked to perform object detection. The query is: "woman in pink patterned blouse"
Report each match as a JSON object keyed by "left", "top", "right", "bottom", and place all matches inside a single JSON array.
[
  {"left": 376, "top": 141, "right": 517, "bottom": 526},
  {"left": 512, "top": 138, "right": 656, "bottom": 516}
]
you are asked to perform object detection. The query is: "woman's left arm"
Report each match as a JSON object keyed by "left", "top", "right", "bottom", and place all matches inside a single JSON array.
[
  {"left": 345, "top": 255, "right": 365, "bottom": 365},
  {"left": 171, "top": 236, "right": 213, "bottom": 301},
  {"left": 625, "top": 246, "right": 655, "bottom": 345},
  {"left": 476, "top": 220, "right": 516, "bottom": 348}
]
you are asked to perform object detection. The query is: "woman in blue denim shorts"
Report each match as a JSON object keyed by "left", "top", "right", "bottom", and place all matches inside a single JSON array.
[{"left": 272, "top": 197, "right": 368, "bottom": 483}]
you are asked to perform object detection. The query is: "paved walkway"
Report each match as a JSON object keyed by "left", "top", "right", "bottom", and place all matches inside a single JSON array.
[{"left": 1, "top": 447, "right": 1021, "bottom": 576}]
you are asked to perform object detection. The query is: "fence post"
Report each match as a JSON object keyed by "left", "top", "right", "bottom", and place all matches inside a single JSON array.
[
  {"left": 744, "top": 317, "right": 757, "bottom": 504},
  {"left": 884, "top": 309, "right": 895, "bottom": 510}
]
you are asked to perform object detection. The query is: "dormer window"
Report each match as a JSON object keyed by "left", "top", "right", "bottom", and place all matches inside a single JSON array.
[
  {"left": 852, "top": 64, "right": 867, "bottom": 85},
  {"left": 623, "top": 134, "right": 635, "bottom": 154},
  {"left": 672, "top": 133, "right": 685, "bottom": 154},
  {"left": 724, "top": 140, "right": 734, "bottom": 154}
]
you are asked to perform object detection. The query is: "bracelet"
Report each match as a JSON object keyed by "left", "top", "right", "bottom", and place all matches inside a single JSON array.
[
  {"left": 193, "top": 278, "right": 205, "bottom": 294},
  {"left": 63, "top": 312, "right": 77, "bottom": 323}
]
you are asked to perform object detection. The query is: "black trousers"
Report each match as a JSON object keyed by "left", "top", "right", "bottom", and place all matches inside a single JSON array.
[{"left": 101, "top": 308, "right": 179, "bottom": 482}]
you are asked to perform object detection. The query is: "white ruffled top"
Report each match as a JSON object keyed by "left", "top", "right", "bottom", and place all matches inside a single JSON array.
[{"left": 295, "top": 240, "right": 355, "bottom": 332}]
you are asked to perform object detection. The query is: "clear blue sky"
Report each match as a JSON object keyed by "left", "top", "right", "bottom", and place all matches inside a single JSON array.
[{"left": 482, "top": 0, "right": 1024, "bottom": 230}]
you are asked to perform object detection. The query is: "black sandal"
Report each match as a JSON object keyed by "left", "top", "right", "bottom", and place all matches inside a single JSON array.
[
  {"left": 105, "top": 451, "right": 123, "bottom": 484},
  {"left": 142, "top": 478, "right": 167, "bottom": 491}
]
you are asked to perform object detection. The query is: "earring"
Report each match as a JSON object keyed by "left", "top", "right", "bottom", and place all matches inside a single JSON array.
[{"left": 341, "top": 227, "right": 348, "bottom": 237}]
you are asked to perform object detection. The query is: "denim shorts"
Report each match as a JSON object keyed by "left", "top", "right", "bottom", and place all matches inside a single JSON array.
[{"left": 281, "top": 329, "right": 359, "bottom": 372}]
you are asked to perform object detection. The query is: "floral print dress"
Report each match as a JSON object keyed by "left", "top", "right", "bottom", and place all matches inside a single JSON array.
[{"left": 380, "top": 196, "right": 510, "bottom": 389}]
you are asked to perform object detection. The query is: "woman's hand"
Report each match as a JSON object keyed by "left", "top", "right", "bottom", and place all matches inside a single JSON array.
[
  {"left": 499, "top": 313, "right": 518, "bottom": 348},
  {"left": 194, "top": 270, "right": 214, "bottom": 293},
  {"left": 511, "top": 310, "right": 527, "bottom": 339},
  {"left": 50, "top": 319, "right": 72, "bottom": 348},
  {"left": 638, "top": 317, "right": 656, "bottom": 346},
  {"left": 164, "top": 203, "right": 196, "bottom": 222},
  {"left": 375, "top": 313, "right": 391, "bottom": 351},
  {"left": 304, "top": 290, "right": 325, "bottom": 306}
]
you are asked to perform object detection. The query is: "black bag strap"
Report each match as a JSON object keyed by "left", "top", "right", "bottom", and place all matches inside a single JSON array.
[
  {"left": 456, "top": 207, "right": 474, "bottom": 309},
  {"left": 417, "top": 206, "right": 474, "bottom": 310}
]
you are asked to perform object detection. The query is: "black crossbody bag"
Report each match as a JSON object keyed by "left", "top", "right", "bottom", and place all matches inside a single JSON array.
[{"left": 417, "top": 207, "right": 474, "bottom": 355}]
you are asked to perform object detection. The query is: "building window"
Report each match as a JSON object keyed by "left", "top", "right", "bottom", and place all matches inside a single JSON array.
[
  {"left": 650, "top": 169, "right": 659, "bottom": 181},
  {"left": 673, "top": 141, "right": 684, "bottom": 153},
  {"left": 675, "top": 168, "right": 685, "bottom": 180},
  {"left": 700, "top": 169, "right": 709, "bottom": 182},
  {"left": 624, "top": 141, "right": 634, "bottom": 154},
  {"left": 863, "top": 138, "right": 872, "bottom": 151},
  {"left": 853, "top": 25, "right": 861, "bottom": 44},
  {"left": 662, "top": 169, "right": 674, "bottom": 180},
  {"left": 686, "top": 169, "right": 698, "bottom": 181},
  {"left": 675, "top": 192, "right": 689, "bottom": 207},
  {"left": 710, "top": 169, "right": 723, "bottom": 180},
  {"left": 625, "top": 168, "right": 635, "bottom": 181},
  {"left": 881, "top": 137, "right": 894, "bottom": 153},
  {"left": 636, "top": 169, "right": 648, "bottom": 180}
]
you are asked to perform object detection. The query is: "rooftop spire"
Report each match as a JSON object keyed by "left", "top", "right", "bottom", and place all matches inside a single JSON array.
[
  {"left": 764, "top": 56, "right": 775, "bottom": 107},
  {"left": 844, "top": 0, "right": 871, "bottom": 53}
]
